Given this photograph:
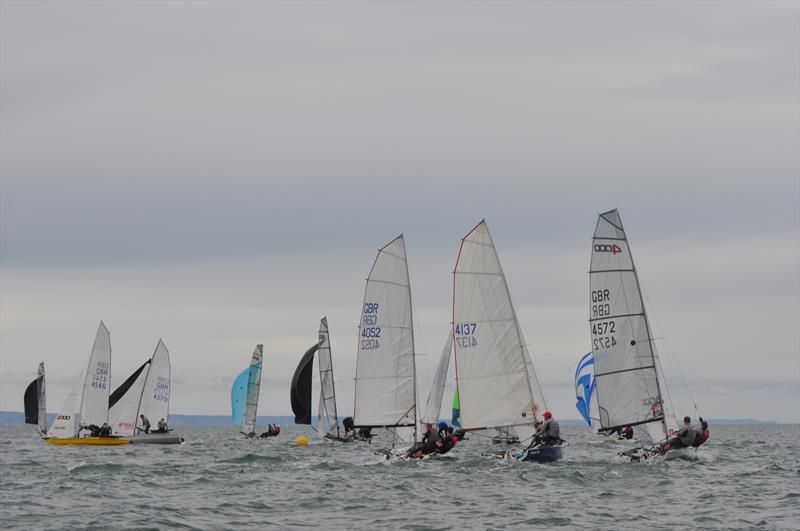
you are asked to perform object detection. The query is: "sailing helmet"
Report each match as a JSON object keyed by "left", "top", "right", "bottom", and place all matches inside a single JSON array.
[
  {"left": 437, "top": 421, "right": 448, "bottom": 430},
  {"left": 543, "top": 411, "right": 552, "bottom": 419}
]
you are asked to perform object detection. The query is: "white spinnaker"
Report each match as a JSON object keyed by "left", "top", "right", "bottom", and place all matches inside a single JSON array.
[
  {"left": 353, "top": 235, "right": 417, "bottom": 428},
  {"left": 421, "top": 331, "right": 453, "bottom": 424},
  {"left": 317, "top": 317, "right": 339, "bottom": 438},
  {"left": 47, "top": 370, "right": 83, "bottom": 438},
  {"left": 452, "top": 220, "right": 543, "bottom": 430},
  {"left": 244, "top": 345, "right": 263, "bottom": 434},
  {"left": 589, "top": 209, "right": 666, "bottom": 437},
  {"left": 139, "top": 340, "right": 171, "bottom": 425},
  {"left": 109, "top": 365, "right": 149, "bottom": 435},
  {"left": 37, "top": 362, "right": 47, "bottom": 434},
  {"left": 80, "top": 322, "right": 112, "bottom": 427}
]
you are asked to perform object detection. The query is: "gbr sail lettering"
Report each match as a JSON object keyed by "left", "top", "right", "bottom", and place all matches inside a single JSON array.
[
  {"left": 591, "top": 289, "right": 617, "bottom": 350},
  {"left": 455, "top": 322, "right": 478, "bottom": 348},
  {"left": 361, "top": 303, "right": 380, "bottom": 350},
  {"left": 92, "top": 361, "right": 109, "bottom": 390}
]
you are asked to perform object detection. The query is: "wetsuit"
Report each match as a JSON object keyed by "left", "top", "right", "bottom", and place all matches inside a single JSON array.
[{"left": 436, "top": 435, "right": 457, "bottom": 455}]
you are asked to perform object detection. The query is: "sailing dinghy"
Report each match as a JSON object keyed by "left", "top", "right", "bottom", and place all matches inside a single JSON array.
[
  {"left": 45, "top": 322, "right": 129, "bottom": 445},
  {"left": 107, "top": 339, "right": 183, "bottom": 444},
  {"left": 291, "top": 317, "right": 348, "bottom": 441},
  {"left": 352, "top": 234, "right": 420, "bottom": 452},
  {"left": 588, "top": 209, "right": 706, "bottom": 461},
  {"left": 24, "top": 362, "right": 47, "bottom": 435},
  {"left": 231, "top": 345, "right": 265, "bottom": 438},
  {"left": 452, "top": 220, "right": 561, "bottom": 463}
]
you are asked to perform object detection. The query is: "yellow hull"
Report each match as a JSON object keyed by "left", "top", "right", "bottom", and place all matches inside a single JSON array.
[{"left": 45, "top": 437, "right": 129, "bottom": 446}]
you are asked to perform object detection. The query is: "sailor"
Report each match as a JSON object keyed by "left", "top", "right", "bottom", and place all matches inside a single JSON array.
[
  {"left": 421, "top": 423, "right": 441, "bottom": 445},
  {"left": 84, "top": 424, "right": 101, "bottom": 436},
  {"left": 139, "top": 414, "right": 151, "bottom": 434},
  {"left": 436, "top": 426, "right": 458, "bottom": 455},
  {"left": 622, "top": 425, "right": 634, "bottom": 440},
  {"left": 156, "top": 418, "right": 168, "bottom": 433},
  {"left": 663, "top": 416, "right": 696, "bottom": 450},
  {"left": 99, "top": 422, "right": 112, "bottom": 437},
  {"left": 533, "top": 411, "right": 561, "bottom": 446},
  {"left": 437, "top": 421, "right": 449, "bottom": 439},
  {"left": 691, "top": 419, "right": 710, "bottom": 448},
  {"left": 342, "top": 417, "right": 356, "bottom": 440}
]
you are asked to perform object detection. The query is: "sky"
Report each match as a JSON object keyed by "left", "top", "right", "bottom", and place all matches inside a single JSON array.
[{"left": 1, "top": 1, "right": 798, "bottom": 422}]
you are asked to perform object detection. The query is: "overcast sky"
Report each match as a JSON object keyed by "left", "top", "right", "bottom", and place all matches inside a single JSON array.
[{"left": 2, "top": 1, "right": 798, "bottom": 423}]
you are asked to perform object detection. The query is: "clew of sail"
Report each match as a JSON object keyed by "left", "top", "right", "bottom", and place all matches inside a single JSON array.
[
  {"left": 452, "top": 220, "right": 544, "bottom": 431},
  {"left": 80, "top": 322, "right": 112, "bottom": 428},
  {"left": 316, "top": 317, "right": 340, "bottom": 439},
  {"left": 47, "top": 370, "right": 84, "bottom": 438},
  {"left": 138, "top": 339, "right": 171, "bottom": 427},
  {"left": 24, "top": 362, "right": 47, "bottom": 434},
  {"left": 353, "top": 234, "right": 417, "bottom": 430},
  {"left": 589, "top": 209, "right": 668, "bottom": 440},
  {"left": 421, "top": 331, "right": 453, "bottom": 425}
]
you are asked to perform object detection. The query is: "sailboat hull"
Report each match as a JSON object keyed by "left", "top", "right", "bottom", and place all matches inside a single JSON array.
[
  {"left": 126, "top": 434, "right": 184, "bottom": 445},
  {"left": 45, "top": 437, "right": 129, "bottom": 446},
  {"left": 516, "top": 445, "right": 563, "bottom": 463}
]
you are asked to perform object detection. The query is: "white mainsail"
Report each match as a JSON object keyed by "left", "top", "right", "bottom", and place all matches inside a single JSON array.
[
  {"left": 452, "top": 220, "right": 545, "bottom": 431},
  {"left": 589, "top": 209, "right": 672, "bottom": 442},
  {"left": 79, "top": 322, "right": 112, "bottom": 428},
  {"left": 47, "top": 370, "right": 84, "bottom": 439},
  {"left": 353, "top": 234, "right": 417, "bottom": 430},
  {"left": 316, "top": 317, "right": 340, "bottom": 439},
  {"left": 244, "top": 345, "right": 263, "bottom": 434},
  {"left": 138, "top": 339, "right": 171, "bottom": 426},
  {"left": 421, "top": 331, "right": 453, "bottom": 424}
]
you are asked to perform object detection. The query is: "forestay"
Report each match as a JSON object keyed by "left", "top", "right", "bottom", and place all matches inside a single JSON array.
[
  {"left": 353, "top": 235, "right": 417, "bottom": 429},
  {"left": 80, "top": 322, "right": 112, "bottom": 428},
  {"left": 316, "top": 317, "right": 340, "bottom": 439},
  {"left": 421, "top": 331, "right": 453, "bottom": 425},
  {"left": 452, "top": 220, "right": 545, "bottom": 430},
  {"left": 589, "top": 209, "right": 667, "bottom": 438}
]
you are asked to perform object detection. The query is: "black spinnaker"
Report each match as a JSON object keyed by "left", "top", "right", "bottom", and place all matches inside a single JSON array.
[
  {"left": 109, "top": 360, "right": 151, "bottom": 409},
  {"left": 290, "top": 344, "right": 318, "bottom": 424}
]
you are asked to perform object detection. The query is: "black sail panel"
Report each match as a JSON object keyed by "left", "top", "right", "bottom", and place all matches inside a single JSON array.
[
  {"left": 108, "top": 360, "right": 150, "bottom": 408},
  {"left": 290, "top": 344, "right": 318, "bottom": 424},
  {"left": 24, "top": 379, "right": 38, "bottom": 424}
]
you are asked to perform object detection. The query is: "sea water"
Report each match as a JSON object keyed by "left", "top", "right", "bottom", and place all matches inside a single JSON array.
[{"left": 0, "top": 424, "right": 798, "bottom": 530}]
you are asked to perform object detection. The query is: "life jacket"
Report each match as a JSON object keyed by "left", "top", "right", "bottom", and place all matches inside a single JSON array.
[
  {"left": 692, "top": 430, "right": 709, "bottom": 448},
  {"left": 275, "top": 427, "right": 281, "bottom": 434}
]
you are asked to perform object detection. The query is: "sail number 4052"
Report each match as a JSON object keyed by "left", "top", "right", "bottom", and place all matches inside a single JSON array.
[{"left": 455, "top": 322, "right": 478, "bottom": 348}]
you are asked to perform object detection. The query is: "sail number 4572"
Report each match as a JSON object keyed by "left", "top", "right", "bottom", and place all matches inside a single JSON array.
[{"left": 455, "top": 323, "right": 478, "bottom": 348}]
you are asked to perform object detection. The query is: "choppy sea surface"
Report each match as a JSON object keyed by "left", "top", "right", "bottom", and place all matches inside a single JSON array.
[{"left": 1, "top": 424, "right": 798, "bottom": 530}]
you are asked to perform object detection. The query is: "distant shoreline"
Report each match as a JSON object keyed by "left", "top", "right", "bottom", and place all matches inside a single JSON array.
[{"left": 0, "top": 411, "right": 785, "bottom": 426}]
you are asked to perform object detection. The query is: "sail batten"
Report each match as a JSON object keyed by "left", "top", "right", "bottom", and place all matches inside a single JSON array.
[{"left": 353, "top": 235, "right": 417, "bottom": 432}]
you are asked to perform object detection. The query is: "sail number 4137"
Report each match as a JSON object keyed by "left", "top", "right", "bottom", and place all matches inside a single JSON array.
[{"left": 455, "top": 323, "right": 478, "bottom": 348}]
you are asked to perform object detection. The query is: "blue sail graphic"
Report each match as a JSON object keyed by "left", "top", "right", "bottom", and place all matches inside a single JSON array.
[
  {"left": 575, "top": 351, "right": 596, "bottom": 426},
  {"left": 231, "top": 367, "right": 250, "bottom": 426}
]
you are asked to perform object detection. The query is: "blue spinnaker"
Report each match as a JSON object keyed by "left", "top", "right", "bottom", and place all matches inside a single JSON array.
[
  {"left": 231, "top": 368, "right": 249, "bottom": 427},
  {"left": 575, "top": 351, "right": 596, "bottom": 426}
]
